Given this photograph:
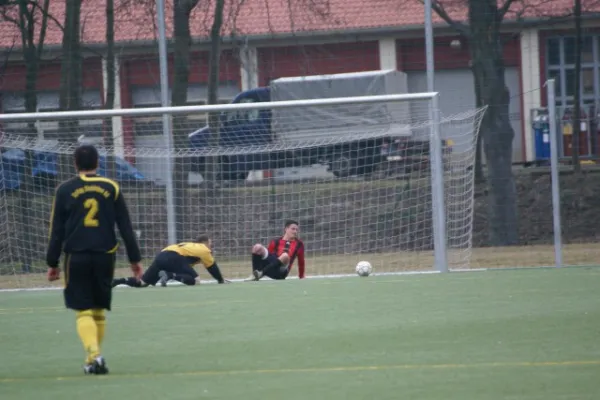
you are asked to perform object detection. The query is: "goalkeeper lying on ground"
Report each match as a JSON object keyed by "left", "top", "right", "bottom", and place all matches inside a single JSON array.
[
  {"left": 249, "top": 219, "right": 305, "bottom": 281},
  {"left": 112, "top": 234, "right": 228, "bottom": 287}
]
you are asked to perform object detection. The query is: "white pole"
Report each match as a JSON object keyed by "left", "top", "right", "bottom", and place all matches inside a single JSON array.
[
  {"left": 156, "top": 0, "right": 177, "bottom": 244},
  {"left": 424, "top": 0, "right": 435, "bottom": 93},
  {"left": 546, "top": 79, "right": 563, "bottom": 268},
  {"left": 425, "top": 0, "right": 444, "bottom": 271},
  {"left": 429, "top": 93, "right": 448, "bottom": 272}
]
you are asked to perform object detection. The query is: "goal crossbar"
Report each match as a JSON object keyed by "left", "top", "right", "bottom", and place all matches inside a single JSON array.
[{"left": 0, "top": 92, "right": 439, "bottom": 121}]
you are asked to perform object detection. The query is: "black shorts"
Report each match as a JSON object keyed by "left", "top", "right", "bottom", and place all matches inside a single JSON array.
[
  {"left": 142, "top": 251, "right": 198, "bottom": 285},
  {"left": 63, "top": 252, "right": 116, "bottom": 311},
  {"left": 263, "top": 254, "right": 289, "bottom": 280}
]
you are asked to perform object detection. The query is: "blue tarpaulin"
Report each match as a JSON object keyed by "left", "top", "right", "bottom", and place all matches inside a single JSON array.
[{"left": 0, "top": 149, "right": 145, "bottom": 190}]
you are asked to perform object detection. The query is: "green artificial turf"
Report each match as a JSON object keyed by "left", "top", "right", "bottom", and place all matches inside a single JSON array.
[{"left": 0, "top": 267, "right": 599, "bottom": 400}]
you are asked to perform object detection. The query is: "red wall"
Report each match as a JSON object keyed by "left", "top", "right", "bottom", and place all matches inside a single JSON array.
[
  {"left": 123, "top": 50, "right": 241, "bottom": 87},
  {"left": 398, "top": 35, "right": 520, "bottom": 70},
  {"left": 257, "top": 41, "right": 380, "bottom": 86},
  {"left": 0, "top": 58, "right": 102, "bottom": 91}
]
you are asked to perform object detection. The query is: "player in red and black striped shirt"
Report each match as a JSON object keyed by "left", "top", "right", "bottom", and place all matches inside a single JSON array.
[{"left": 250, "top": 220, "right": 305, "bottom": 281}]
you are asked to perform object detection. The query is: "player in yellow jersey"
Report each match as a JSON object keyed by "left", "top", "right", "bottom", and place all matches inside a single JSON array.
[{"left": 112, "top": 234, "right": 229, "bottom": 287}]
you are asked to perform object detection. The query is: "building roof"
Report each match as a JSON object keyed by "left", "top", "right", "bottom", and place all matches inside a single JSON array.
[{"left": 0, "top": 0, "right": 597, "bottom": 50}]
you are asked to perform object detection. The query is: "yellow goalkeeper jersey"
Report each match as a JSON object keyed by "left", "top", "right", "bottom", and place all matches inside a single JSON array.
[{"left": 162, "top": 242, "right": 215, "bottom": 268}]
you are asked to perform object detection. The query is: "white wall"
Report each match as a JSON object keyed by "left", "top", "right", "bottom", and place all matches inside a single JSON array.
[
  {"left": 520, "top": 28, "right": 541, "bottom": 162},
  {"left": 406, "top": 68, "right": 524, "bottom": 163},
  {"left": 102, "top": 56, "right": 125, "bottom": 157}
]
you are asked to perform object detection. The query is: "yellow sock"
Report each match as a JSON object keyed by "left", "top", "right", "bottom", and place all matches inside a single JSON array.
[
  {"left": 84, "top": 309, "right": 106, "bottom": 364},
  {"left": 76, "top": 310, "right": 100, "bottom": 363},
  {"left": 92, "top": 309, "right": 106, "bottom": 346}
]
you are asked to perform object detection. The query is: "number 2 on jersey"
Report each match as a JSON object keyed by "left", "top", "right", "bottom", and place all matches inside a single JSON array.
[{"left": 84, "top": 198, "right": 100, "bottom": 227}]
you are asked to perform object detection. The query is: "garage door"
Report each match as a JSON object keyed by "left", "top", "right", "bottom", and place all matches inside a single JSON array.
[{"left": 406, "top": 68, "right": 523, "bottom": 164}]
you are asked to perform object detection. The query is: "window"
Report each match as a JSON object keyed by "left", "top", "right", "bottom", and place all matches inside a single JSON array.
[
  {"left": 564, "top": 37, "right": 576, "bottom": 64},
  {"left": 583, "top": 37, "right": 594, "bottom": 63},
  {"left": 226, "top": 96, "right": 261, "bottom": 123},
  {"left": 547, "top": 36, "right": 600, "bottom": 108},
  {"left": 548, "top": 38, "right": 561, "bottom": 66},
  {"left": 583, "top": 68, "right": 594, "bottom": 95},
  {"left": 565, "top": 69, "right": 576, "bottom": 97}
]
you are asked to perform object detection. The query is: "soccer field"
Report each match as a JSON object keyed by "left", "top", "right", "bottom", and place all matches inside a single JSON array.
[{"left": 1, "top": 268, "right": 599, "bottom": 400}]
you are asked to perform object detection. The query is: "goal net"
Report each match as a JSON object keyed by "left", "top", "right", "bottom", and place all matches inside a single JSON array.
[{"left": 0, "top": 93, "right": 485, "bottom": 289}]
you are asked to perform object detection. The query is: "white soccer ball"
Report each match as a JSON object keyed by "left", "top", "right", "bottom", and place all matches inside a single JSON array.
[{"left": 355, "top": 261, "right": 372, "bottom": 277}]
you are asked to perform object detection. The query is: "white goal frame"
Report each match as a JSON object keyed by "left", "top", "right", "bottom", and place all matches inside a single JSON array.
[{"left": 0, "top": 92, "right": 450, "bottom": 273}]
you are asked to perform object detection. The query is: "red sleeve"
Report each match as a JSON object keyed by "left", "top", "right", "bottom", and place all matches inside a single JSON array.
[
  {"left": 297, "top": 243, "right": 305, "bottom": 279},
  {"left": 267, "top": 239, "right": 276, "bottom": 254}
]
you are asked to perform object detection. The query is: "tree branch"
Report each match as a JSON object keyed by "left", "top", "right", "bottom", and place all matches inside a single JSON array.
[
  {"left": 17, "top": 1, "right": 28, "bottom": 53},
  {"left": 29, "top": 0, "right": 64, "bottom": 30},
  {"left": 262, "top": 0, "right": 275, "bottom": 36},
  {"left": 497, "top": 0, "right": 517, "bottom": 21},
  {"left": 0, "top": 39, "right": 16, "bottom": 76},
  {"left": 36, "top": 0, "right": 50, "bottom": 60},
  {"left": 428, "top": 0, "right": 469, "bottom": 36},
  {"left": 0, "top": 6, "right": 22, "bottom": 28}
]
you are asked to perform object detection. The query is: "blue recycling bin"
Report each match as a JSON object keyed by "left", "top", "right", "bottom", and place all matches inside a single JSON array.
[{"left": 533, "top": 111, "right": 551, "bottom": 162}]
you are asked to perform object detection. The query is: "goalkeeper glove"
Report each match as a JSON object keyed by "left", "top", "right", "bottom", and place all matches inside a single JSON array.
[{"left": 47, "top": 267, "right": 60, "bottom": 282}]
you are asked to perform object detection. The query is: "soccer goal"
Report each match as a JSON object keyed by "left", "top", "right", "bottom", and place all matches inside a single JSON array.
[{"left": 0, "top": 91, "right": 485, "bottom": 289}]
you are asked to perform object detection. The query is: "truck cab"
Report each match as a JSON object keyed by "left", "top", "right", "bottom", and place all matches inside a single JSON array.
[{"left": 188, "top": 87, "right": 271, "bottom": 148}]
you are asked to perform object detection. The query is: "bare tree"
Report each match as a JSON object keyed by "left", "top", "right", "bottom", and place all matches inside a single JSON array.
[
  {"left": 171, "top": 0, "right": 200, "bottom": 139},
  {"left": 105, "top": 0, "right": 116, "bottom": 112},
  {"left": 59, "top": 0, "right": 82, "bottom": 117},
  {"left": 56, "top": 0, "right": 82, "bottom": 184},
  {"left": 425, "top": 0, "right": 600, "bottom": 245},
  {"left": 0, "top": 0, "right": 53, "bottom": 272},
  {"left": 203, "top": 0, "right": 225, "bottom": 186},
  {"left": 105, "top": 0, "right": 117, "bottom": 178},
  {"left": 427, "top": 0, "right": 521, "bottom": 245},
  {"left": 0, "top": 0, "right": 51, "bottom": 118},
  {"left": 0, "top": 41, "right": 15, "bottom": 75},
  {"left": 470, "top": 56, "right": 485, "bottom": 184}
]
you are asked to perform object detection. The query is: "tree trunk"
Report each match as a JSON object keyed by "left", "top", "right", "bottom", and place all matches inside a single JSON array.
[
  {"left": 469, "top": 0, "right": 518, "bottom": 246},
  {"left": 18, "top": 41, "right": 36, "bottom": 273},
  {"left": 207, "top": 0, "right": 224, "bottom": 108},
  {"left": 171, "top": 0, "right": 199, "bottom": 242},
  {"left": 572, "top": 0, "right": 582, "bottom": 173},
  {"left": 205, "top": 0, "right": 225, "bottom": 184},
  {"left": 15, "top": 0, "right": 49, "bottom": 272},
  {"left": 19, "top": 32, "right": 36, "bottom": 271},
  {"left": 105, "top": 0, "right": 117, "bottom": 178},
  {"left": 23, "top": 48, "right": 38, "bottom": 126},
  {"left": 58, "top": 0, "right": 82, "bottom": 181},
  {"left": 59, "top": 0, "right": 82, "bottom": 135},
  {"left": 471, "top": 59, "right": 485, "bottom": 184}
]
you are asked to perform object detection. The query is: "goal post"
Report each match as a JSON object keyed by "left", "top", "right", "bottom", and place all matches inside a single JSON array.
[{"left": 0, "top": 92, "right": 485, "bottom": 289}]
